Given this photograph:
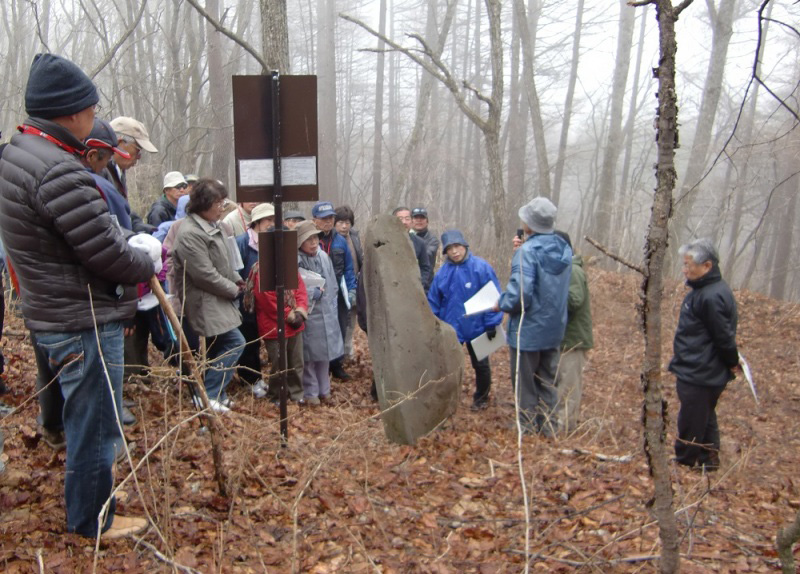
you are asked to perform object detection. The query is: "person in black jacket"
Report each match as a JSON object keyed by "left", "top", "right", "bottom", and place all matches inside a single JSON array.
[
  {"left": 669, "top": 239, "right": 739, "bottom": 472},
  {"left": 392, "top": 207, "right": 432, "bottom": 292},
  {"left": 0, "top": 54, "right": 156, "bottom": 538}
]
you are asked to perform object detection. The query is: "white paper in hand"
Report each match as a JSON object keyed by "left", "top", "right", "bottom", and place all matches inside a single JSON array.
[
  {"left": 470, "top": 326, "right": 506, "bottom": 362},
  {"left": 464, "top": 281, "right": 501, "bottom": 316}
]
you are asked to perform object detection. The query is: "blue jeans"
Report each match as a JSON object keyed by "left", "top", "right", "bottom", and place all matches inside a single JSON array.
[
  {"left": 204, "top": 328, "right": 245, "bottom": 400},
  {"left": 33, "top": 321, "right": 124, "bottom": 537}
]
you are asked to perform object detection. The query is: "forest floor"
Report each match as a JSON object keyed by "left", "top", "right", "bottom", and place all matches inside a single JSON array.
[{"left": 0, "top": 267, "right": 799, "bottom": 573}]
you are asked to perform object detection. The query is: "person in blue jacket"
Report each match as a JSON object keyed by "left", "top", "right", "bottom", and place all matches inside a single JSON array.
[
  {"left": 428, "top": 230, "right": 503, "bottom": 410},
  {"left": 497, "top": 197, "right": 572, "bottom": 436}
]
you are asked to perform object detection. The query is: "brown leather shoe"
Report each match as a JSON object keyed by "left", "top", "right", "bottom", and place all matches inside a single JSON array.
[{"left": 101, "top": 515, "right": 148, "bottom": 539}]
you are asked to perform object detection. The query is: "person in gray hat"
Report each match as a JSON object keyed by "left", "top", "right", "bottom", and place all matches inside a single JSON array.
[{"left": 496, "top": 197, "right": 572, "bottom": 436}]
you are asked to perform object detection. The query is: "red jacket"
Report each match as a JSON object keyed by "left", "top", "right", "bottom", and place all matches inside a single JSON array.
[{"left": 253, "top": 272, "right": 308, "bottom": 339}]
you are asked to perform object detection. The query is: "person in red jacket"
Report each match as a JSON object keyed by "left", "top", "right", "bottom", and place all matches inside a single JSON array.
[{"left": 248, "top": 264, "right": 309, "bottom": 403}]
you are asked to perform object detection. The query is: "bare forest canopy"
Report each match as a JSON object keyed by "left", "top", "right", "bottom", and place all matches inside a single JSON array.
[{"left": 0, "top": 0, "right": 799, "bottom": 300}]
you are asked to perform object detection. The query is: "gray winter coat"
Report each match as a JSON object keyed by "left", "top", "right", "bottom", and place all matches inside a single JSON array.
[
  {"left": 299, "top": 248, "right": 343, "bottom": 362},
  {"left": 172, "top": 214, "right": 242, "bottom": 337},
  {"left": 0, "top": 118, "right": 154, "bottom": 332}
]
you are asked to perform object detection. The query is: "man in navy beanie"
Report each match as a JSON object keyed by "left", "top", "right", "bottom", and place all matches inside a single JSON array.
[{"left": 0, "top": 54, "right": 156, "bottom": 539}]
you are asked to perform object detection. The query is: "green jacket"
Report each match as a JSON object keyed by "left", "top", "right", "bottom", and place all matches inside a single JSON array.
[{"left": 561, "top": 255, "right": 593, "bottom": 351}]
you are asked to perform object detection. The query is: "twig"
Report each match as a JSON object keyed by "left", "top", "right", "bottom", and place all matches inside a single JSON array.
[
  {"left": 134, "top": 537, "right": 204, "bottom": 574},
  {"left": 585, "top": 236, "right": 644, "bottom": 275},
  {"left": 559, "top": 448, "right": 635, "bottom": 463}
]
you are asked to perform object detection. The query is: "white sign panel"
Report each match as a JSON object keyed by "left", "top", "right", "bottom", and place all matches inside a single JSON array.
[{"left": 238, "top": 157, "right": 317, "bottom": 187}]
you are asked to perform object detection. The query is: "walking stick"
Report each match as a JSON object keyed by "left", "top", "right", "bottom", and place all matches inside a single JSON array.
[{"left": 148, "top": 277, "right": 228, "bottom": 497}]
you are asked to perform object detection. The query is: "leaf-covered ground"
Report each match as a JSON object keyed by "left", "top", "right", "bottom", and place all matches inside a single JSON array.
[{"left": 1, "top": 268, "right": 799, "bottom": 573}]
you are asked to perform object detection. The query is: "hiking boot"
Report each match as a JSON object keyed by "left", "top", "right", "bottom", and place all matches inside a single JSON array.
[
  {"left": 192, "top": 396, "right": 231, "bottom": 413},
  {"left": 101, "top": 515, "right": 148, "bottom": 539},
  {"left": 299, "top": 396, "right": 320, "bottom": 407},
  {"left": 330, "top": 365, "right": 351, "bottom": 381},
  {"left": 470, "top": 399, "right": 489, "bottom": 412},
  {"left": 40, "top": 427, "right": 66, "bottom": 451},
  {"left": 121, "top": 406, "right": 137, "bottom": 426},
  {"left": 252, "top": 379, "right": 268, "bottom": 399},
  {"left": 319, "top": 394, "right": 332, "bottom": 405}
]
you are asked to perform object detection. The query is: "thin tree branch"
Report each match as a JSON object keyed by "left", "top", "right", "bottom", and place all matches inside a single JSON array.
[
  {"left": 23, "top": 0, "right": 51, "bottom": 52},
  {"left": 628, "top": 0, "right": 657, "bottom": 6},
  {"left": 753, "top": 0, "right": 800, "bottom": 122},
  {"left": 675, "top": 0, "right": 695, "bottom": 17},
  {"left": 89, "top": 0, "right": 148, "bottom": 79},
  {"left": 585, "top": 236, "right": 645, "bottom": 275},
  {"left": 183, "top": 0, "right": 271, "bottom": 74}
]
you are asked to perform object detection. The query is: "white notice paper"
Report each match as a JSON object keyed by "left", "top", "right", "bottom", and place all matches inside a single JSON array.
[
  {"left": 738, "top": 352, "right": 758, "bottom": 406},
  {"left": 471, "top": 326, "right": 506, "bottom": 362},
  {"left": 299, "top": 268, "right": 326, "bottom": 314},
  {"left": 238, "top": 157, "right": 318, "bottom": 187},
  {"left": 463, "top": 281, "right": 501, "bottom": 317}
]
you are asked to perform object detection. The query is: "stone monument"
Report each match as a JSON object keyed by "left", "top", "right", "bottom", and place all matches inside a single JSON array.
[{"left": 363, "top": 214, "right": 463, "bottom": 445}]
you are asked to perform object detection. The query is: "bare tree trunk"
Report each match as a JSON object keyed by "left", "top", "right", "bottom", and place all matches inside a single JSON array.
[
  {"left": 513, "top": 0, "right": 550, "bottom": 198},
  {"left": 317, "top": 0, "right": 338, "bottom": 202},
  {"left": 593, "top": 0, "right": 636, "bottom": 245},
  {"left": 206, "top": 0, "right": 231, "bottom": 183},
  {"left": 551, "top": 0, "right": 585, "bottom": 206},
  {"left": 672, "top": 0, "right": 738, "bottom": 245},
  {"left": 636, "top": 0, "right": 693, "bottom": 572},
  {"left": 260, "top": 0, "right": 289, "bottom": 72},
  {"left": 370, "top": 0, "right": 387, "bottom": 214},
  {"left": 768, "top": 168, "right": 798, "bottom": 300}
]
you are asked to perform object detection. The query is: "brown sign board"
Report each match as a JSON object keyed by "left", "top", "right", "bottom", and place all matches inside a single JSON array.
[
  {"left": 258, "top": 230, "right": 299, "bottom": 291},
  {"left": 232, "top": 75, "right": 319, "bottom": 203}
]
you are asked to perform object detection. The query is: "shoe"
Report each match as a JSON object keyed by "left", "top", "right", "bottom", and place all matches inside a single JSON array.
[
  {"left": 122, "top": 398, "right": 135, "bottom": 409},
  {"left": 252, "top": 379, "right": 268, "bottom": 399},
  {"left": 192, "top": 396, "right": 230, "bottom": 413},
  {"left": 114, "top": 441, "right": 136, "bottom": 464},
  {"left": 470, "top": 400, "right": 489, "bottom": 411},
  {"left": 319, "top": 394, "right": 331, "bottom": 405},
  {"left": 330, "top": 365, "right": 351, "bottom": 381},
  {"left": 101, "top": 515, "right": 148, "bottom": 539},
  {"left": 40, "top": 427, "right": 66, "bottom": 451},
  {"left": 299, "top": 396, "right": 320, "bottom": 407},
  {"left": 121, "top": 406, "right": 137, "bottom": 426}
]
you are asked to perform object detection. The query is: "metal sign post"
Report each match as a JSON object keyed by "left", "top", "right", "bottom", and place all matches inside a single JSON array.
[{"left": 232, "top": 74, "right": 318, "bottom": 444}]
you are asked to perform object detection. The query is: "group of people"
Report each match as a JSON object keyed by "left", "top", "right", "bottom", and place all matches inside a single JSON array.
[{"left": 0, "top": 52, "right": 740, "bottom": 543}]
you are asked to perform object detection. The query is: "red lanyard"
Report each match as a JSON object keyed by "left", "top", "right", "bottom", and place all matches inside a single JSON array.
[{"left": 18, "top": 124, "right": 84, "bottom": 157}]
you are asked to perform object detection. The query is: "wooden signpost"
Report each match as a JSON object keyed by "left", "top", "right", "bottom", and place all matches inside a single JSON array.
[{"left": 232, "top": 73, "right": 318, "bottom": 442}]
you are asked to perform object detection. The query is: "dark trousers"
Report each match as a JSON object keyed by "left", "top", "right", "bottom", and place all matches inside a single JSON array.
[
  {"left": 237, "top": 318, "right": 262, "bottom": 385},
  {"left": 675, "top": 380, "right": 725, "bottom": 468},
  {"left": 466, "top": 342, "right": 491, "bottom": 404},
  {"left": 509, "top": 347, "right": 560, "bottom": 435}
]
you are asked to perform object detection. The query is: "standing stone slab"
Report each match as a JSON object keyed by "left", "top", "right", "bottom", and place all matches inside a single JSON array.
[{"left": 363, "top": 214, "right": 463, "bottom": 445}]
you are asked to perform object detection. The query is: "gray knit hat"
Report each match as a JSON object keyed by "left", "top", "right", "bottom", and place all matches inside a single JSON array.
[{"left": 519, "top": 197, "right": 557, "bottom": 234}]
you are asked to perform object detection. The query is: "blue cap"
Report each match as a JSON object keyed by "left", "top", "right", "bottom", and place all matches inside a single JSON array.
[{"left": 311, "top": 201, "right": 336, "bottom": 218}]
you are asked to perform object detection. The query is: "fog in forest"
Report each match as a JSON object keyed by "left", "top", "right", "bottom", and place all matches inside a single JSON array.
[{"left": 1, "top": 0, "right": 798, "bottom": 300}]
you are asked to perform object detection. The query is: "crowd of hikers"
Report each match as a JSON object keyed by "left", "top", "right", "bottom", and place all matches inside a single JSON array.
[{"left": 0, "top": 53, "right": 738, "bottom": 542}]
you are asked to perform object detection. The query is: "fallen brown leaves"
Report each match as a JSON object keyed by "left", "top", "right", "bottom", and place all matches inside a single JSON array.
[{"left": 1, "top": 269, "right": 799, "bottom": 572}]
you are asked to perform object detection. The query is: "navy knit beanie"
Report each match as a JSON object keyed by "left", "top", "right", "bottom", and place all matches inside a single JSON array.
[{"left": 25, "top": 54, "right": 99, "bottom": 119}]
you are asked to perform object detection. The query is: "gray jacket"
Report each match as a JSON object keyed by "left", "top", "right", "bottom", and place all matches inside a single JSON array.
[
  {"left": 0, "top": 118, "right": 154, "bottom": 331},
  {"left": 173, "top": 214, "right": 242, "bottom": 337},
  {"left": 299, "top": 249, "right": 343, "bottom": 362}
]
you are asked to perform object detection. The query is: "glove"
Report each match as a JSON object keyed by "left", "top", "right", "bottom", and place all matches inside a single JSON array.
[
  {"left": 348, "top": 289, "right": 356, "bottom": 307},
  {"left": 486, "top": 327, "right": 496, "bottom": 341},
  {"left": 152, "top": 257, "right": 163, "bottom": 276},
  {"left": 128, "top": 233, "right": 162, "bottom": 264},
  {"left": 287, "top": 310, "right": 305, "bottom": 329},
  {"left": 311, "top": 287, "right": 323, "bottom": 301}
]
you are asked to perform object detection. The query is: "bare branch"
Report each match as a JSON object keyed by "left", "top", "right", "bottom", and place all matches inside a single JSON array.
[
  {"left": 753, "top": 0, "right": 800, "bottom": 122},
  {"left": 23, "top": 0, "right": 51, "bottom": 52},
  {"left": 585, "top": 236, "right": 645, "bottom": 275},
  {"left": 89, "top": 0, "right": 148, "bottom": 79},
  {"left": 184, "top": 0, "right": 271, "bottom": 74},
  {"left": 674, "top": 0, "right": 695, "bottom": 17},
  {"left": 340, "top": 12, "right": 489, "bottom": 130},
  {"left": 628, "top": 0, "right": 657, "bottom": 6}
]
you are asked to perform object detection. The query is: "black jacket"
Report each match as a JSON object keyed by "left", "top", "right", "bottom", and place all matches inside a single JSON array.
[
  {"left": 415, "top": 228, "right": 439, "bottom": 270},
  {"left": 147, "top": 196, "right": 176, "bottom": 227},
  {"left": 410, "top": 233, "right": 433, "bottom": 292},
  {"left": 0, "top": 118, "right": 154, "bottom": 331},
  {"left": 102, "top": 162, "right": 155, "bottom": 234},
  {"left": 669, "top": 265, "right": 738, "bottom": 387}
]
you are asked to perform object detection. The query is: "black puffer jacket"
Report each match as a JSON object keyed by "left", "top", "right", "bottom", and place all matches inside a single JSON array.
[
  {"left": 0, "top": 118, "right": 154, "bottom": 332},
  {"left": 669, "top": 264, "right": 738, "bottom": 387}
]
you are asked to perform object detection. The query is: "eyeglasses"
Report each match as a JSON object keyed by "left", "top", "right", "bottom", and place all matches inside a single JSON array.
[
  {"left": 92, "top": 102, "right": 103, "bottom": 112},
  {"left": 176, "top": 183, "right": 188, "bottom": 190}
]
